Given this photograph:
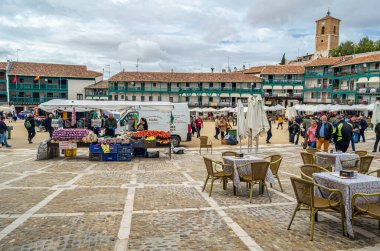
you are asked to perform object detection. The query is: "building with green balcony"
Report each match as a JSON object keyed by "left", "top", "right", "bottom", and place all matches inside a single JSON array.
[
  {"left": 244, "top": 65, "right": 305, "bottom": 107},
  {"left": 0, "top": 62, "right": 8, "bottom": 104},
  {"left": 107, "top": 72, "right": 262, "bottom": 107},
  {"left": 7, "top": 62, "right": 102, "bottom": 110},
  {"left": 85, "top": 81, "right": 109, "bottom": 100}
]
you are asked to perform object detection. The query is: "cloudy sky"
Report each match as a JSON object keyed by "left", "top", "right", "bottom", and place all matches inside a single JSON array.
[{"left": 1, "top": 0, "right": 379, "bottom": 77}]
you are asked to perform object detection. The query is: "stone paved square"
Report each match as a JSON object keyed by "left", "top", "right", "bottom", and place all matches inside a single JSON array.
[
  {"left": 0, "top": 189, "right": 52, "bottom": 214},
  {"left": 8, "top": 173, "right": 77, "bottom": 187},
  {"left": 0, "top": 174, "right": 19, "bottom": 184},
  {"left": 137, "top": 171, "right": 187, "bottom": 184},
  {"left": 75, "top": 173, "right": 132, "bottom": 186}
]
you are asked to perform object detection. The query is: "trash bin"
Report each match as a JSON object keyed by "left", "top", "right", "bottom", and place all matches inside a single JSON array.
[{"left": 7, "top": 126, "right": 13, "bottom": 139}]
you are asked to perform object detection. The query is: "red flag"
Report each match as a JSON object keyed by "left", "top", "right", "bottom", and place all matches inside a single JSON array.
[
  {"left": 12, "top": 75, "right": 17, "bottom": 83},
  {"left": 34, "top": 76, "right": 40, "bottom": 81}
]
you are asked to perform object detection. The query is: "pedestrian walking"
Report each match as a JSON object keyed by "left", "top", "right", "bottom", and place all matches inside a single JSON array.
[
  {"left": 25, "top": 113, "right": 36, "bottom": 144},
  {"left": 358, "top": 116, "right": 368, "bottom": 142},
  {"left": 190, "top": 116, "right": 197, "bottom": 136},
  {"left": 266, "top": 116, "right": 272, "bottom": 144},
  {"left": 195, "top": 115, "right": 203, "bottom": 138},
  {"left": 348, "top": 116, "right": 359, "bottom": 151},
  {"left": 373, "top": 122, "right": 380, "bottom": 152},
  {"left": 44, "top": 114, "right": 54, "bottom": 138},
  {"left": 306, "top": 119, "right": 318, "bottom": 148},
  {"left": 0, "top": 116, "right": 11, "bottom": 148},
  {"left": 219, "top": 115, "right": 227, "bottom": 140},
  {"left": 289, "top": 121, "right": 300, "bottom": 145},
  {"left": 277, "top": 116, "right": 283, "bottom": 129},
  {"left": 332, "top": 115, "right": 352, "bottom": 153},
  {"left": 214, "top": 116, "right": 220, "bottom": 140},
  {"left": 316, "top": 115, "right": 333, "bottom": 152}
]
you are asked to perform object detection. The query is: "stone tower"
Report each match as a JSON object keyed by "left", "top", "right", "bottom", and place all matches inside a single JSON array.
[{"left": 315, "top": 10, "right": 340, "bottom": 57}]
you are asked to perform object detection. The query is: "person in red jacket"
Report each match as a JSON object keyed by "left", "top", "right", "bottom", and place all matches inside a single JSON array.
[{"left": 195, "top": 116, "right": 203, "bottom": 138}]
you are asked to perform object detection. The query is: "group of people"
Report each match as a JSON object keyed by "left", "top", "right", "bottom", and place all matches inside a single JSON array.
[{"left": 213, "top": 115, "right": 232, "bottom": 140}]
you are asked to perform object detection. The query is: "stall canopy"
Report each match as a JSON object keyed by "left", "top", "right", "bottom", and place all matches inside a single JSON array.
[
  {"left": 202, "top": 107, "right": 217, "bottom": 112},
  {"left": 0, "top": 105, "right": 15, "bottom": 113},
  {"left": 38, "top": 100, "right": 175, "bottom": 113},
  {"left": 189, "top": 107, "right": 203, "bottom": 112}
]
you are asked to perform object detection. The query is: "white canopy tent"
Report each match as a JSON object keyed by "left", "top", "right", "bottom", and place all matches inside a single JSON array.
[
  {"left": 38, "top": 100, "right": 175, "bottom": 113},
  {"left": 0, "top": 105, "right": 15, "bottom": 113},
  {"left": 189, "top": 107, "right": 203, "bottom": 112},
  {"left": 285, "top": 106, "right": 297, "bottom": 119},
  {"left": 218, "top": 107, "right": 234, "bottom": 112},
  {"left": 202, "top": 107, "right": 217, "bottom": 113}
]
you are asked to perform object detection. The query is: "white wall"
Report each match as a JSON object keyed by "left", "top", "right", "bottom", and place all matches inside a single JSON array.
[{"left": 68, "top": 79, "right": 96, "bottom": 100}]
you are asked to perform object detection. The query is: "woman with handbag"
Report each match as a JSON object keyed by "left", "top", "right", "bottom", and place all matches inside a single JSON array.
[{"left": 306, "top": 120, "right": 318, "bottom": 149}]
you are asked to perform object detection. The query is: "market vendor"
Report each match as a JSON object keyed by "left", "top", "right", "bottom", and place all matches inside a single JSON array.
[
  {"left": 137, "top": 118, "right": 148, "bottom": 131},
  {"left": 104, "top": 113, "right": 117, "bottom": 137}
]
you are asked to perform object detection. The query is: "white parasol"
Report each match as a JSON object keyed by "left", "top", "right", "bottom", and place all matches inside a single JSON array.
[
  {"left": 237, "top": 100, "right": 246, "bottom": 152},
  {"left": 371, "top": 101, "right": 380, "bottom": 127},
  {"left": 202, "top": 107, "right": 217, "bottom": 112}
]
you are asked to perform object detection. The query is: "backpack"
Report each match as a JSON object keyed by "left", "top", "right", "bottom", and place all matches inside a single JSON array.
[{"left": 24, "top": 119, "right": 32, "bottom": 129}]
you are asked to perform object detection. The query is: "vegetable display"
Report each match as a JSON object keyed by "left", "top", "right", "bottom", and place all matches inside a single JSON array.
[
  {"left": 52, "top": 129, "right": 90, "bottom": 141},
  {"left": 133, "top": 130, "right": 171, "bottom": 139}
]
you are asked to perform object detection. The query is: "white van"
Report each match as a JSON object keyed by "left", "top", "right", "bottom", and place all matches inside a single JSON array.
[{"left": 116, "top": 103, "right": 191, "bottom": 147}]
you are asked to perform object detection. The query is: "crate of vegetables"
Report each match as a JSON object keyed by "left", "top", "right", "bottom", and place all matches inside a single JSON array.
[
  {"left": 133, "top": 130, "right": 171, "bottom": 139},
  {"left": 142, "top": 137, "right": 156, "bottom": 147},
  {"left": 52, "top": 129, "right": 90, "bottom": 141}
]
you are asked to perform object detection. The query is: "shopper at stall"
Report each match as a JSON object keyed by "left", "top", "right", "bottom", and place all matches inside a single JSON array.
[
  {"left": 195, "top": 115, "right": 203, "bottom": 138},
  {"left": 104, "top": 113, "right": 118, "bottom": 137},
  {"left": 137, "top": 117, "right": 148, "bottom": 131},
  {"left": 332, "top": 115, "right": 352, "bottom": 152},
  {"left": 348, "top": 116, "right": 359, "bottom": 151},
  {"left": 0, "top": 116, "right": 11, "bottom": 148},
  {"left": 358, "top": 116, "right": 368, "bottom": 142},
  {"left": 316, "top": 115, "right": 333, "bottom": 152},
  {"left": 25, "top": 113, "right": 36, "bottom": 144},
  {"left": 44, "top": 114, "right": 54, "bottom": 139},
  {"left": 372, "top": 122, "right": 380, "bottom": 152},
  {"left": 214, "top": 116, "right": 220, "bottom": 140}
]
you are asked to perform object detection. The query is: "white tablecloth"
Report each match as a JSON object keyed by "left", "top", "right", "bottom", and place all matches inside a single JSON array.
[
  {"left": 315, "top": 152, "right": 359, "bottom": 171},
  {"left": 313, "top": 172, "right": 380, "bottom": 237},
  {"left": 223, "top": 156, "right": 275, "bottom": 190}
]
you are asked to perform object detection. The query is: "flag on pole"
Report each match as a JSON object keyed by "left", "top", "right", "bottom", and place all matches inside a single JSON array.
[
  {"left": 34, "top": 76, "right": 40, "bottom": 81},
  {"left": 12, "top": 75, "right": 17, "bottom": 83}
]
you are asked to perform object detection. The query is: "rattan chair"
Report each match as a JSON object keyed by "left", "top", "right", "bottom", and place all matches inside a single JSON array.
[
  {"left": 341, "top": 156, "right": 374, "bottom": 174},
  {"left": 306, "top": 148, "right": 321, "bottom": 154},
  {"left": 354, "top": 150, "right": 368, "bottom": 157},
  {"left": 352, "top": 192, "right": 380, "bottom": 234},
  {"left": 314, "top": 155, "right": 333, "bottom": 172},
  {"left": 222, "top": 151, "right": 238, "bottom": 157},
  {"left": 264, "top": 154, "right": 284, "bottom": 192},
  {"left": 299, "top": 164, "right": 329, "bottom": 181},
  {"left": 367, "top": 169, "right": 380, "bottom": 177},
  {"left": 301, "top": 152, "right": 314, "bottom": 165},
  {"left": 238, "top": 161, "right": 271, "bottom": 203},
  {"left": 202, "top": 157, "right": 233, "bottom": 197},
  {"left": 199, "top": 136, "right": 212, "bottom": 154},
  {"left": 288, "top": 177, "right": 345, "bottom": 241}
]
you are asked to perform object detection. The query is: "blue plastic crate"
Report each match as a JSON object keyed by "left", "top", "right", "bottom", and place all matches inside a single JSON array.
[
  {"left": 134, "top": 148, "right": 147, "bottom": 157},
  {"left": 117, "top": 153, "right": 132, "bottom": 161},
  {"left": 89, "top": 144, "right": 103, "bottom": 154},
  {"left": 133, "top": 141, "right": 144, "bottom": 148},
  {"left": 108, "top": 144, "right": 118, "bottom": 153},
  {"left": 102, "top": 153, "right": 118, "bottom": 161},
  {"left": 118, "top": 144, "right": 133, "bottom": 153}
]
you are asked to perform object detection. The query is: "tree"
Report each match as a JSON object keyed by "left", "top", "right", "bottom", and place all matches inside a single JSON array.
[
  {"left": 330, "top": 37, "right": 380, "bottom": 56},
  {"left": 280, "top": 53, "right": 286, "bottom": 65}
]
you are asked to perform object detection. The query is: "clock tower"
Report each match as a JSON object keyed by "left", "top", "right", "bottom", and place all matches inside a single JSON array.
[{"left": 315, "top": 10, "right": 340, "bottom": 57}]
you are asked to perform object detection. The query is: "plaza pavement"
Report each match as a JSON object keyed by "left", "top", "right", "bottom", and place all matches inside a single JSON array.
[{"left": 0, "top": 140, "right": 379, "bottom": 250}]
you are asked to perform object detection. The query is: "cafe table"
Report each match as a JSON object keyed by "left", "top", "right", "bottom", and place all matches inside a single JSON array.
[
  {"left": 315, "top": 152, "right": 359, "bottom": 171},
  {"left": 313, "top": 172, "right": 380, "bottom": 238},
  {"left": 223, "top": 155, "right": 275, "bottom": 192}
]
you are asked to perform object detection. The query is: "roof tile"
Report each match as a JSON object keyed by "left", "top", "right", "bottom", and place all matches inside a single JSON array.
[
  {"left": 85, "top": 80, "right": 108, "bottom": 89},
  {"left": 260, "top": 65, "right": 305, "bottom": 75},
  {"left": 332, "top": 53, "right": 380, "bottom": 68}
]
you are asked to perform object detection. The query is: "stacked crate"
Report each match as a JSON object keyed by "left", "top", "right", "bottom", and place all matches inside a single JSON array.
[{"left": 117, "top": 144, "right": 133, "bottom": 161}]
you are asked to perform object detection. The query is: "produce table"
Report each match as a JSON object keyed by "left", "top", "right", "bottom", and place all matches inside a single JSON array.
[{"left": 133, "top": 143, "right": 172, "bottom": 160}]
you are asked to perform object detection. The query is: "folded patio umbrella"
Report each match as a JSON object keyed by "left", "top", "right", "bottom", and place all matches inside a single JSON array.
[{"left": 237, "top": 100, "right": 246, "bottom": 152}]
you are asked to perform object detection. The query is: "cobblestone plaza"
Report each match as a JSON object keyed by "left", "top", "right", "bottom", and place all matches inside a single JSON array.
[{"left": 0, "top": 142, "right": 379, "bottom": 250}]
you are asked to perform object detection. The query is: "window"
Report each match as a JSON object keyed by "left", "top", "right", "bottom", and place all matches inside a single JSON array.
[
  {"left": 132, "top": 96, "right": 136, "bottom": 101},
  {"left": 209, "top": 83, "right": 213, "bottom": 88},
  {"left": 209, "top": 97, "right": 213, "bottom": 102},
  {"left": 375, "top": 63, "right": 380, "bottom": 69},
  {"left": 20, "top": 78, "right": 24, "bottom": 83},
  {"left": 321, "top": 40, "right": 324, "bottom": 43},
  {"left": 125, "top": 96, "right": 128, "bottom": 101},
  {"left": 153, "top": 83, "right": 157, "bottom": 87},
  {"left": 77, "top": 94, "right": 83, "bottom": 100},
  {"left": 177, "top": 83, "right": 180, "bottom": 87},
  {"left": 321, "top": 26, "right": 325, "bottom": 34},
  {"left": 169, "top": 97, "right": 173, "bottom": 102},
  {"left": 48, "top": 79, "right": 52, "bottom": 84},
  {"left": 114, "top": 95, "right": 118, "bottom": 101},
  {"left": 311, "top": 92, "right": 320, "bottom": 99},
  {"left": 185, "top": 97, "right": 189, "bottom": 102},
  {"left": 333, "top": 26, "right": 336, "bottom": 34},
  {"left": 186, "top": 83, "right": 190, "bottom": 87},
  {"left": 287, "top": 75, "right": 292, "bottom": 80},
  {"left": 149, "top": 96, "right": 153, "bottom": 101},
  {"left": 121, "top": 95, "right": 124, "bottom": 100},
  {"left": 158, "top": 96, "right": 162, "bottom": 101},
  {"left": 141, "top": 96, "right": 145, "bottom": 101}
]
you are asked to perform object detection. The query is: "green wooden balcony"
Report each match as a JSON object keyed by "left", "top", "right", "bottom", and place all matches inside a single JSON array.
[
  {"left": 261, "top": 80, "right": 304, "bottom": 86},
  {"left": 304, "top": 71, "right": 333, "bottom": 78},
  {"left": 85, "top": 94, "right": 109, "bottom": 99},
  {"left": 9, "top": 97, "right": 62, "bottom": 104},
  {"left": 9, "top": 83, "right": 68, "bottom": 91}
]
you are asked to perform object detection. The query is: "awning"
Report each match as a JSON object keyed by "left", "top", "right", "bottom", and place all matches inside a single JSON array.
[
  {"left": 272, "top": 86, "right": 282, "bottom": 90},
  {"left": 262, "top": 85, "right": 272, "bottom": 90},
  {"left": 283, "top": 85, "right": 293, "bottom": 89},
  {"left": 369, "top": 77, "right": 380, "bottom": 83},
  {"left": 294, "top": 86, "right": 303, "bottom": 90},
  {"left": 220, "top": 93, "right": 230, "bottom": 97},
  {"left": 241, "top": 94, "right": 251, "bottom": 98},
  {"left": 357, "top": 77, "right": 368, "bottom": 83}
]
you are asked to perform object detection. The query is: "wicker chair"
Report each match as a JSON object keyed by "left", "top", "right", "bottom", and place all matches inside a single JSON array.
[
  {"left": 264, "top": 155, "right": 284, "bottom": 192},
  {"left": 288, "top": 177, "right": 345, "bottom": 241},
  {"left": 238, "top": 161, "right": 271, "bottom": 203},
  {"left": 301, "top": 152, "right": 314, "bottom": 165},
  {"left": 222, "top": 151, "right": 238, "bottom": 157},
  {"left": 367, "top": 169, "right": 380, "bottom": 177},
  {"left": 306, "top": 148, "right": 321, "bottom": 154},
  {"left": 354, "top": 150, "right": 368, "bottom": 157},
  {"left": 352, "top": 192, "right": 380, "bottom": 234},
  {"left": 199, "top": 136, "right": 212, "bottom": 154},
  {"left": 202, "top": 157, "right": 233, "bottom": 197},
  {"left": 299, "top": 164, "right": 329, "bottom": 181},
  {"left": 314, "top": 155, "right": 333, "bottom": 172},
  {"left": 341, "top": 156, "right": 374, "bottom": 174}
]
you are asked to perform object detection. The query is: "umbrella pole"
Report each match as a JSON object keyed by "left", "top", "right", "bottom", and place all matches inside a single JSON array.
[{"left": 255, "top": 135, "right": 259, "bottom": 153}]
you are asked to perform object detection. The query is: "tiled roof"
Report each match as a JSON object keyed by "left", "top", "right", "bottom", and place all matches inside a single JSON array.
[
  {"left": 85, "top": 80, "right": 108, "bottom": 89},
  {"left": 244, "top": 66, "right": 266, "bottom": 74},
  {"left": 305, "top": 57, "right": 345, "bottom": 67},
  {"left": 260, "top": 65, "right": 305, "bottom": 75},
  {"left": 315, "top": 15, "right": 341, "bottom": 22},
  {"left": 332, "top": 53, "right": 380, "bottom": 68},
  {"left": 109, "top": 72, "right": 262, "bottom": 83},
  {"left": 8, "top": 62, "right": 102, "bottom": 78},
  {"left": 0, "top": 62, "right": 8, "bottom": 71}
]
